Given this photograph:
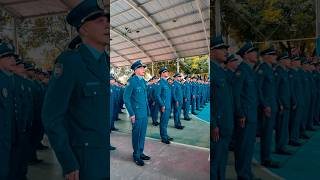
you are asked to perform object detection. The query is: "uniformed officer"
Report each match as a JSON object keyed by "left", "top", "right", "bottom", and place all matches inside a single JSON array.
[
  {"left": 41, "top": 0, "right": 110, "bottom": 179},
  {"left": 309, "top": 61, "right": 319, "bottom": 128},
  {"left": 288, "top": 55, "right": 304, "bottom": 146},
  {"left": 110, "top": 76, "right": 119, "bottom": 131},
  {"left": 10, "top": 56, "right": 35, "bottom": 179},
  {"left": 182, "top": 75, "right": 192, "bottom": 120},
  {"left": 256, "top": 46, "right": 280, "bottom": 168},
  {"left": 191, "top": 76, "right": 198, "bottom": 115},
  {"left": 305, "top": 60, "right": 317, "bottom": 131},
  {"left": 123, "top": 60, "right": 150, "bottom": 166},
  {"left": 210, "top": 35, "right": 234, "bottom": 180},
  {"left": 224, "top": 53, "right": 239, "bottom": 151},
  {"left": 109, "top": 75, "right": 116, "bottom": 151},
  {"left": 0, "top": 42, "right": 17, "bottom": 180},
  {"left": 274, "top": 52, "right": 292, "bottom": 155},
  {"left": 149, "top": 77, "right": 160, "bottom": 126},
  {"left": 299, "top": 58, "right": 312, "bottom": 139},
  {"left": 234, "top": 42, "right": 260, "bottom": 180},
  {"left": 172, "top": 72, "right": 185, "bottom": 130},
  {"left": 196, "top": 77, "right": 202, "bottom": 110},
  {"left": 156, "top": 67, "right": 174, "bottom": 144},
  {"left": 313, "top": 61, "right": 320, "bottom": 126}
]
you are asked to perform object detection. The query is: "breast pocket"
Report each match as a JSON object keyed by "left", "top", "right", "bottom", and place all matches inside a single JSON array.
[{"left": 82, "top": 82, "right": 106, "bottom": 103}]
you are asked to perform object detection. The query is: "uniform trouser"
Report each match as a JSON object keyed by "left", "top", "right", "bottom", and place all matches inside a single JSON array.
[
  {"left": 9, "top": 133, "right": 30, "bottom": 180},
  {"left": 0, "top": 138, "right": 11, "bottom": 180},
  {"left": 113, "top": 102, "right": 119, "bottom": 121},
  {"left": 235, "top": 123, "right": 257, "bottom": 180},
  {"left": 191, "top": 97, "right": 196, "bottom": 113},
  {"left": 183, "top": 99, "right": 191, "bottom": 119},
  {"left": 131, "top": 117, "right": 148, "bottom": 159},
  {"left": 289, "top": 106, "right": 303, "bottom": 142},
  {"left": 300, "top": 101, "right": 310, "bottom": 135},
  {"left": 260, "top": 109, "right": 277, "bottom": 162},
  {"left": 275, "top": 109, "right": 290, "bottom": 151},
  {"left": 314, "top": 97, "right": 320, "bottom": 124},
  {"left": 196, "top": 96, "right": 201, "bottom": 110},
  {"left": 211, "top": 136, "right": 231, "bottom": 180},
  {"left": 307, "top": 99, "right": 316, "bottom": 129},
  {"left": 160, "top": 106, "right": 171, "bottom": 140},
  {"left": 72, "top": 147, "right": 109, "bottom": 180},
  {"left": 30, "top": 118, "right": 43, "bottom": 161},
  {"left": 173, "top": 102, "right": 182, "bottom": 127},
  {"left": 201, "top": 94, "right": 205, "bottom": 107},
  {"left": 150, "top": 102, "right": 159, "bottom": 124}
]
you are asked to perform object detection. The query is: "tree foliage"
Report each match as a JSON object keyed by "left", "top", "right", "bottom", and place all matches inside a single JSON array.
[{"left": 218, "top": 0, "right": 316, "bottom": 54}]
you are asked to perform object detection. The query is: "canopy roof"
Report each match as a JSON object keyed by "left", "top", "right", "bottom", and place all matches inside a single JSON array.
[{"left": 0, "top": 0, "right": 210, "bottom": 67}]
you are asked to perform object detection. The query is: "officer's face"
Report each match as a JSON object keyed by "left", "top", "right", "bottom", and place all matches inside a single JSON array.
[
  {"left": 291, "top": 61, "right": 301, "bottom": 67},
  {"left": 212, "top": 48, "right": 227, "bottom": 62},
  {"left": 81, "top": 16, "right": 109, "bottom": 47},
  {"left": 0, "top": 56, "right": 16, "bottom": 71},
  {"left": 162, "top": 71, "right": 169, "bottom": 78},
  {"left": 227, "top": 61, "right": 238, "bottom": 70},
  {"left": 11, "top": 63, "right": 26, "bottom": 74},
  {"left": 282, "top": 59, "right": 291, "bottom": 67},
  {"left": 135, "top": 67, "right": 145, "bottom": 76},
  {"left": 244, "top": 51, "right": 258, "bottom": 63}
]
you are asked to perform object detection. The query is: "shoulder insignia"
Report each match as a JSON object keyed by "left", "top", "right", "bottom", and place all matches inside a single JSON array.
[
  {"left": 53, "top": 63, "right": 63, "bottom": 78},
  {"left": 236, "top": 71, "right": 241, "bottom": 76},
  {"left": 1, "top": 88, "right": 8, "bottom": 98}
]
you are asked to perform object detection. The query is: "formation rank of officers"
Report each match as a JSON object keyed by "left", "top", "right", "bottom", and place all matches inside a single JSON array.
[{"left": 210, "top": 35, "right": 320, "bottom": 180}]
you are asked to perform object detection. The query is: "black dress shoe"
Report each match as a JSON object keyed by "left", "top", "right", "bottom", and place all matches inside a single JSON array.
[
  {"left": 307, "top": 128, "right": 317, "bottom": 131},
  {"left": 109, "top": 145, "right": 116, "bottom": 151},
  {"left": 29, "top": 159, "right": 43, "bottom": 165},
  {"left": 261, "top": 160, "right": 280, "bottom": 168},
  {"left": 192, "top": 112, "right": 198, "bottom": 115},
  {"left": 276, "top": 149, "right": 292, "bottom": 155},
  {"left": 111, "top": 127, "right": 119, "bottom": 131},
  {"left": 175, "top": 126, "right": 184, "bottom": 130},
  {"left": 314, "top": 122, "right": 320, "bottom": 126},
  {"left": 140, "top": 154, "right": 151, "bottom": 160},
  {"left": 37, "top": 144, "right": 49, "bottom": 150},
  {"left": 152, "top": 122, "right": 159, "bottom": 126},
  {"left": 300, "top": 134, "right": 310, "bottom": 139},
  {"left": 289, "top": 141, "right": 302, "bottom": 146},
  {"left": 134, "top": 158, "right": 144, "bottom": 166},
  {"left": 161, "top": 139, "right": 170, "bottom": 144},
  {"left": 168, "top": 137, "right": 174, "bottom": 141},
  {"left": 184, "top": 118, "right": 191, "bottom": 121}
]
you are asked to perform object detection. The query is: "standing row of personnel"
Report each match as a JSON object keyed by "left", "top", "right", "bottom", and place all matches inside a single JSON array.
[
  {"left": 210, "top": 35, "right": 320, "bottom": 180},
  {"left": 0, "top": 42, "right": 49, "bottom": 180},
  {"left": 121, "top": 60, "right": 209, "bottom": 166}
]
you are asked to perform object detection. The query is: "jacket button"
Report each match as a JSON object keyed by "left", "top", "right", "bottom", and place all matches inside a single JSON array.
[
  {"left": 93, "top": 92, "right": 97, "bottom": 95},
  {"left": 84, "top": 143, "right": 89, "bottom": 146}
]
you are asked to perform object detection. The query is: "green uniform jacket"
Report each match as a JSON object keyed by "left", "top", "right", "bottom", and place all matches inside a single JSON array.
[{"left": 42, "top": 45, "right": 109, "bottom": 175}]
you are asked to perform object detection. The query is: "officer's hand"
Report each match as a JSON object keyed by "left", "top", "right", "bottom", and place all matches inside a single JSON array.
[
  {"left": 212, "top": 127, "right": 219, "bottom": 142},
  {"left": 161, "top": 106, "right": 165, "bottom": 112},
  {"left": 184, "top": 98, "right": 187, "bottom": 102},
  {"left": 176, "top": 101, "right": 179, "bottom": 107},
  {"left": 239, "top": 117, "right": 246, "bottom": 128},
  {"left": 192, "top": 95, "right": 195, "bottom": 99},
  {"left": 279, "top": 105, "right": 284, "bottom": 113},
  {"left": 130, "top": 116, "right": 136, "bottom": 124},
  {"left": 152, "top": 102, "right": 155, "bottom": 106},
  {"left": 263, "top": 107, "right": 272, "bottom": 117},
  {"left": 65, "top": 170, "right": 79, "bottom": 180},
  {"left": 293, "top": 104, "right": 297, "bottom": 110}
]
